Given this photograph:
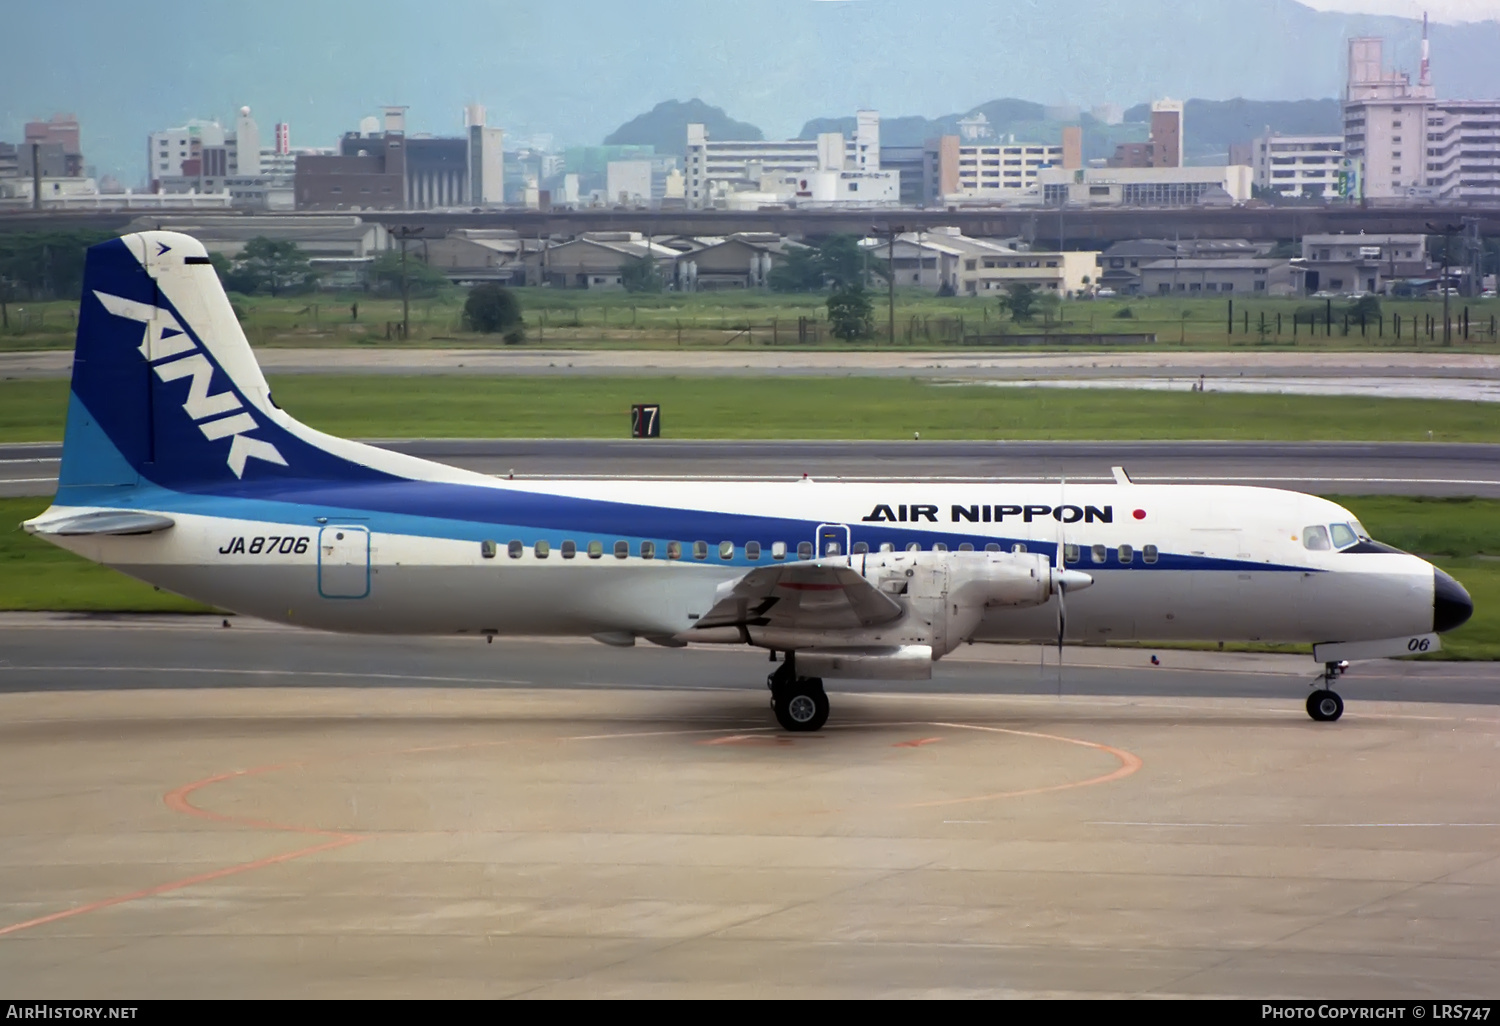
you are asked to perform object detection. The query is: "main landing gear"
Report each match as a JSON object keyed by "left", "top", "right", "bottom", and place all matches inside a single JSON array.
[
  {"left": 1306, "top": 661, "right": 1347, "bottom": 722},
  {"left": 768, "top": 656, "right": 829, "bottom": 733}
]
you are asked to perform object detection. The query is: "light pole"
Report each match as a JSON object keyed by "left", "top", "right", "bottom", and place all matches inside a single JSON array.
[
  {"left": 1429, "top": 221, "right": 1460, "bottom": 344},
  {"left": 875, "top": 222, "right": 907, "bottom": 345},
  {"left": 392, "top": 225, "right": 424, "bottom": 340}
]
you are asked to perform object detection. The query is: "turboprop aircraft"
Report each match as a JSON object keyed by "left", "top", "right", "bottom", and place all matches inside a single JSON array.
[{"left": 24, "top": 232, "right": 1474, "bottom": 730}]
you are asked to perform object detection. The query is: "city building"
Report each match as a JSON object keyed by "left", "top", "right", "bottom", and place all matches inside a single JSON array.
[
  {"left": 1036, "top": 165, "right": 1252, "bottom": 207},
  {"left": 606, "top": 160, "right": 652, "bottom": 206},
  {"left": 420, "top": 229, "right": 540, "bottom": 284},
  {"left": 1108, "top": 100, "right": 1182, "bottom": 168},
  {"left": 924, "top": 127, "right": 1081, "bottom": 204},
  {"left": 1139, "top": 257, "right": 1298, "bottom": 296},
  {"left": 673, "top": 233, "right": 810, "bottom": 290},
  {"left": 1095, "top": 239, "right": 1272, "bottom": 294},
  {"left": 685, "top": 110, "right": 886, "bottom": 209},
  {"left": 1251, "top": 133, "right": 1344, "bottom": 198},
  {"left": 1342, "top": 22, "right": 1500, "bottom": 201},
  {"left": 24, "top": 113, "right": 83, "bottom": 176},
  {"left": 523, "top": 232, "right": 680, "bottom": 289},
  {"left": 295, "top": 115, "right": 406, "bottom": 211},
  {"left": 295, "top": 106, "right": 503, "bottom": 211},
  {"left": 1298, "top": 232, "right": 1430, "bottom": 294},
  {"left": 866, "top": 227, "right": 1097, "bottom": 297}
]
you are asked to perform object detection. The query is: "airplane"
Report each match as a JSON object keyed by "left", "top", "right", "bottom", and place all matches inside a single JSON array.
[{"left": 23, "top": 231, "right": 1474, "bottom": 730}]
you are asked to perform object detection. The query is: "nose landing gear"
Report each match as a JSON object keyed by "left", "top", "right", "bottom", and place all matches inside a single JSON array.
[
  {"left": 768, "top": 656, "right": 829, "bottom": 732},
  {"left": 1306, "top": 661, "right": 1348, "bottom": 722}
]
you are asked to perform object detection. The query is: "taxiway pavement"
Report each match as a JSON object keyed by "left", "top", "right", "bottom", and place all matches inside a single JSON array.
[
  {"left": 1, "top": 619, "right": 1498, "bottom": 997},
  {"left": 6, "top": 438, "right": 1500, "bottom": 498}
]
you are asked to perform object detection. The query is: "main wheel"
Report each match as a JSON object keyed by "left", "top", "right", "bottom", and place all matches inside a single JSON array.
[
  {"left": 1306, "top": 689, "right": 1344, "bottom": 722},
  {"left": 773, "top": 677, "right": 830, "bottom": 732}
]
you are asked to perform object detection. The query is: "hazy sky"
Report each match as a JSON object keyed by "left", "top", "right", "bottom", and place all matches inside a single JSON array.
[{"left": 1297, "top": 0, "right": 1498, "bottom": 19}]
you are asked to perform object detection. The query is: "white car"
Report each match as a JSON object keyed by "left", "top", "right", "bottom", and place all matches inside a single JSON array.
[{"left": 1095, "top": 288, "right": 1117, "bottom": 298}]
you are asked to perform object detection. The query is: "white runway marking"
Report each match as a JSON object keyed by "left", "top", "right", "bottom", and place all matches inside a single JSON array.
[{"left": 1093, "top": 821, "right": 1500, "bottom": 828}]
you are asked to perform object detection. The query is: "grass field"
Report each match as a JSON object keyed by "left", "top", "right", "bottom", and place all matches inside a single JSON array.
[
  {"left": 2, "top": 376, "right": 1497, "bottom": 444},
  {"left": 5, "top": 288, "right": 1499, "bottom": 352},
  {"left": 2, "top": 494, "right": 1494, "bottom": 658}
]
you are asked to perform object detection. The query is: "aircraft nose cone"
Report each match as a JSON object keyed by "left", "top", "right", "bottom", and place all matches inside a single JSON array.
[{"left": 1434, "top": 568, "right": 1473, "bottom": 634}]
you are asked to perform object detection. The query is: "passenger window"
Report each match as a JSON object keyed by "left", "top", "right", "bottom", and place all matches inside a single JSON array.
[
  {"left": 852, "top": 541, "right": 869, "bottom": 554},
  {"left": 772, "top": 541, "right": 787, "bottom": 561},
  {"left": 613, "top": 540, "right": 629, "bottom": 559},
  {"left": 1118, "top": 543, "right": 1133, "bottom": 565},
  {"left": 1063, "top": 543, "right": 1080, "bottom": 564},
  {"left": 481, "top": 540, "right": 497, "bottom": 559},
  {"left": 906, "top": 542, "right": 922, "bottom": 551},
  {"left": 718, "top": 541, "right": 734, "bottom": 560},
  {"left": 879, "top": 542, "right": 894, "bottom": 552},
  {"left": 534, "top": 540, "right": 550, "bottom": 559},
  {"left": 693, "top": 541, "right": 709, "bottom": 560},
  {"left": 667, "top": 541, "right": 683, "bottom": 560},
  {"left": 1303, "top": 525, "right": 1332, "bottom": 551},
  {"left": 508, "top": 540, "right": 523, "bottom": 559},
  {"left": 824, "top": 540, "right": 842, "bottom": 556},
  {"left": 985, "top": 543, "right": 1001, "bottom": 552},
  {"left": 1012, "top": 543, "right": 1027, "bottom": 553},
  {"left": 587, "top": 540, "right": 603, "bottom": 559},
  {"left": 1091, "top": 544, "right": 1106, "bottom": 564},
  {"left": 1330, "top": 523, "right": 1358, "bottom": 549},
  {"left": 641, "top": 541, "right": 656, "bottom": 560},
  {"left": 797, "top": 541, "right": 813, "bottom": 560},
  {"left": 1143, "top": 544, "right": 1158, "bottom": 564},
  {"left": 958, "top": 543, "right": 974, "bottom": 552},
  {"left": 933, "top": 542, "right": 948, "bottom": 552},
  {"left": 746, "top": 541, "right": 761, "bottom": 560},
  {"left": 561, "top": 540, "right": 577, "bottom": 560}
]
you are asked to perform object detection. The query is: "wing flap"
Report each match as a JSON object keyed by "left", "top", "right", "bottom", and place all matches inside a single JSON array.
[{"left": 695, "top": 561, "right": 903, "bottom": 633}]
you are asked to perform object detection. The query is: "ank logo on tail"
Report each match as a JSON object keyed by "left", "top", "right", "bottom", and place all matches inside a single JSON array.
[{"left": 92, "top": 289, "right": 288, "bottom": 478}]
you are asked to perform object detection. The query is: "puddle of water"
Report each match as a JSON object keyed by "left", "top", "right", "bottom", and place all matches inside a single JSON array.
[{"left": 952, "top": 377, "right": 1500, "bottom": 403}]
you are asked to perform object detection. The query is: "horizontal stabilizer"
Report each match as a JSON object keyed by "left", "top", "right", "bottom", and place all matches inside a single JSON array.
[{"left": 26, "top": 511, "right": 176, "bottom": 537}]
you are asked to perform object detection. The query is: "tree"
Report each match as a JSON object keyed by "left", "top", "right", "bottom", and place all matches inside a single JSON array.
[
  {"left": 367, "top": 249, "right": 450, "bottom": 298},
  {"left": 818, "top": 235, "right": 872, "bottom": 290},
  {"left": 766, "top": 246, "right": 825, "bottom": 292},
  {"left": 825, "top": 284, "right": 873, "bottom": 341},
  {"left": 235, "top": 237, "right": 318, "bottom": 296},
  {"left": 1349, "top": 294, "right": 1382, "bottom": 323},
  {"left": 998, "top": 283, "right": 1039, "bottom": 322},
  {"left": 207, "top": 251, "right": 233, "bottom": 284},
  {"left": 463, "top": 284, "right": 525, "bottom": 344},
  {"left": 619, "top": 255, "right": 665, "bottom": 293}
]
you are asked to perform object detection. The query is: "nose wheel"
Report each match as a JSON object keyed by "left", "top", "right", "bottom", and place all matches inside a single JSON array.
[
  {"left": 768, "top": 658, "right": 830, "bottom": 732},
  {"left": 1306, "top": 661, "right": 1346, "bottom": 722}
]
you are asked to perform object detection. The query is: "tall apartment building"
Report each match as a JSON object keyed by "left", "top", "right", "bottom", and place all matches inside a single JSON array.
[
  {"left": 921, "top": 127, "right": 1080, "bottom": 204},
  {"left": 685, "top": 110, "right": 883, "bottom": 209},
  {"left": 24, "top": 113, "right": 83, "bottom": 176},
  {"left": 1252, "top": 133, "right": 1344, "bottom": 198},
  {"left": 1342, "top": 21, "right": 1500, "bottom": 201},
  {"left": 1108, "top": 100, "right": 1182, "bottom": 169}
]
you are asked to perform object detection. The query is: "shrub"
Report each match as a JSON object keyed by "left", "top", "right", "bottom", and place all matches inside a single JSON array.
[{"left": 463, "top": 284, "right": 525, "bottom": 344}]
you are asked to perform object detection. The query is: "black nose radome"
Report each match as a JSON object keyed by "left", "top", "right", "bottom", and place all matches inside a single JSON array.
[{"left": 1434, "top": 569, "right": 1474, "bottom": 634}]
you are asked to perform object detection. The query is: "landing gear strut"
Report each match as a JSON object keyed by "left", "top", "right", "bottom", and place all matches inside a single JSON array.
[
  {"left": 1306, "top": 661, "right": 1346, "bottom": 722},
  {"left": 768, "top": 656, "right": 829, "bottom": 732}
]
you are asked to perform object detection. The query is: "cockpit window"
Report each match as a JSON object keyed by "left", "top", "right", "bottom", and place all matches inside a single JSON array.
[
  {"left": 1303, "top": 525, "right": 1332, "bottom": 551},
  {"left": 1349, "top": 519, "right": 1371, "bottom": 540},
  {"left": 1329, "top": 523, "right": 1359, "bottom": 549}
]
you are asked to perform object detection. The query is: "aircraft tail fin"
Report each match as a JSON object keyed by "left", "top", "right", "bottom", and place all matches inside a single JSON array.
[{"left": 58, "top": 231, "right": 442, "bottom": 499}]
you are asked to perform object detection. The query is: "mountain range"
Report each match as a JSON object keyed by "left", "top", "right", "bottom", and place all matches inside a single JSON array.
[{"left": 2, "top": 0, "right": 1497, "bottom": 182}]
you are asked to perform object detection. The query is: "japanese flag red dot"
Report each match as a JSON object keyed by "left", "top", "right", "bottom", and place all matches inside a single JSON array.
[{"left": 1133, "top": 509, "right": 1147, "bottom": 520}]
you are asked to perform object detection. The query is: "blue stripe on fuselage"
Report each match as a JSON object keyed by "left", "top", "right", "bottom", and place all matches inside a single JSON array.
[{"left": 55, "top": 398, "right": 1314, "bottom": 575}]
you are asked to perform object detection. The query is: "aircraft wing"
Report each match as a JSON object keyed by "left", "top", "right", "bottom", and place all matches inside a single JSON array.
[{"left": 694, "top": 561, "right": 903, "bottom": 632}]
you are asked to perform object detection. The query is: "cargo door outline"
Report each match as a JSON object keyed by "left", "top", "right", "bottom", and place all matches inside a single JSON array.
[{"left": 318, "top": 525, "right": 370, "bottom": 599}]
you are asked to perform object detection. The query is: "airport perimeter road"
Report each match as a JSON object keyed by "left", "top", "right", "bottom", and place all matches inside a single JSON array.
[
  {"left": 7, "top": 439, "right": 1500, "bottom": 498},
  {"left": 1, "top": 620, "right": 1498, "bottom": 998},
  {"left": 5, "top": 348, "right": 1500, "bottom": 380}
]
